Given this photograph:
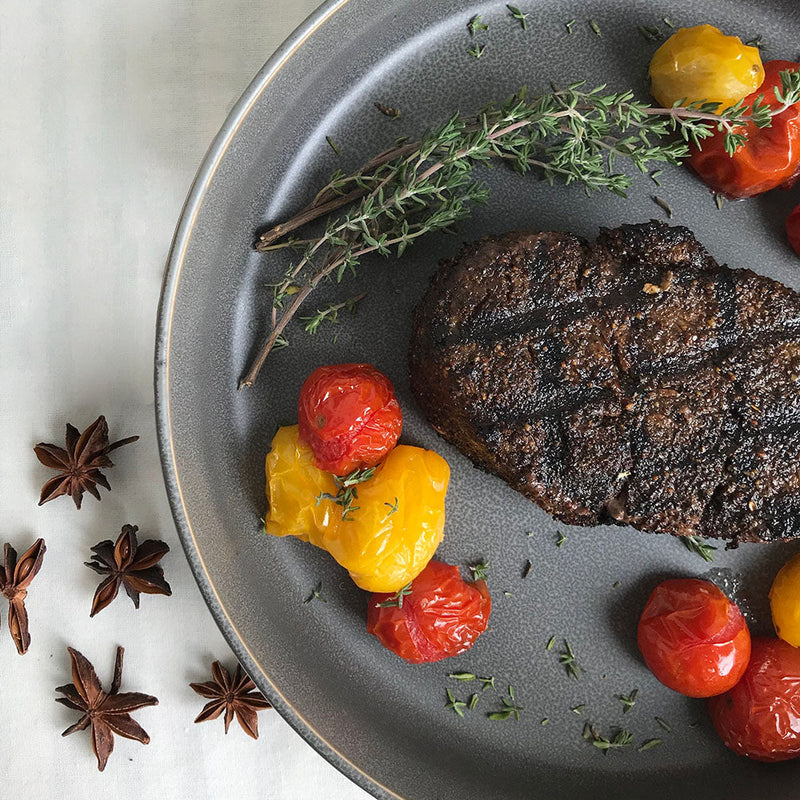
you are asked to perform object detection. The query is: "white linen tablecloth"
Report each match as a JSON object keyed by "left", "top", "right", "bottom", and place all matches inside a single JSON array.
[{"left": 0, "top": 1, "right": 371, "bottom": 797}]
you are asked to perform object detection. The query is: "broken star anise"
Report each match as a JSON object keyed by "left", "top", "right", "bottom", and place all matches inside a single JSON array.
[
  {"left": 190, "top": 661, "right": 272, "bottom": 739},
  {"left": 55, "top": 645, "right": 158, "bottom": 771},
  {"left": 34, "top": 415, "right": 139, "bottom": 509},
  {"left": 85, "top": 524, "right": 171, "bottom": 617},
  {"left": 0, "top": 538, "right": 46, "bottom": 655}
]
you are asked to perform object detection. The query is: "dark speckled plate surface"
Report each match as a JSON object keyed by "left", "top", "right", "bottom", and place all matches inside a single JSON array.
[{"left": 155, "top": 1, "right": 800, "bottom": 798}]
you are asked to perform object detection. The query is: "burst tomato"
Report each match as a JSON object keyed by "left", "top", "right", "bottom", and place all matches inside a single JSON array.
[
  {"left": 709, "top": 637, "right": 800, "bottom": 762},
  {"left": 367, "top": 560, "right": 491, "bottom": 663},
  {"left": 787, "top": 203, "right": 800, "bottom": 257},
  {"left": 637, "top": 578, "right": 751, "bottom": 698},
  {"left": 298, "top": 363, "right": 402, "bottom": 475},
  {"left": 688, "top": 60, "right": 800, "bottom": 198}
]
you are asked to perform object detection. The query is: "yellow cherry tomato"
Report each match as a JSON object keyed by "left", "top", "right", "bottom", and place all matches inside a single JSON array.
[
  {"left": 649, "top": 24, "right": 764, "bottom": 109},
  {"left": 265, "top": 425, "right": 449, "bottom": 592},
  {"left": 770, "top": 551, "right": 800, "bottom": 647}
]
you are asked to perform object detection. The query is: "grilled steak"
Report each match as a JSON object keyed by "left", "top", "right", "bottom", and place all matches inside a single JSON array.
[{"left": 409, "top": 221, "right": 800, "bottom": 544}]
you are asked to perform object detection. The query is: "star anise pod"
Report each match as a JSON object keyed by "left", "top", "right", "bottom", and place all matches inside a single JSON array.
[
  {"left": 190, "top": 661, "right": 272, "bottom": 739},
  {"left": 0, "top": 538, "right": 46, "bottom": 654},
  {"left": 55, "top": 645, "right": 158, "bottom": 771},
  {"left": 34, "top": 415, "right": 139, "bottom": 509},
  {"left": 85, "top": 524, "right": 171, "bottom": 617}
]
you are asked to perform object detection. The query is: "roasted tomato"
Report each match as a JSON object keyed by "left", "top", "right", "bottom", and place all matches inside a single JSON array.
[
  {"left": 298, "top": 363, "right": 402, "bottom": 475},
  {"left": 637, "top": 578, "right": 751, "bottom": 698},
  {"left": 688, "top": 60, "right": 800, "bottom": 198},
  {"left": 367, "top": 560, "right": 491, "bottom": 663},
  {"left": 265, "top": 425, "right": 448, "bottom": 592},
  {"left": 787, "top": 203, "right": 800, "bottom": 257},
  {"left": 709, "top": 637, "right": 800, "bottom": 762},
  {"left": 770, "top": 551, "right": 800, "bottom": 646},
  {"left": 649, "top": 24, "right": 764, "bottom": 109}
]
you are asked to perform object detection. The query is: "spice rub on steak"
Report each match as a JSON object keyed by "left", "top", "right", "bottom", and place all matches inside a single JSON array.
[{"left": 409, "top": 221, "right": 800, "bottom": 544}]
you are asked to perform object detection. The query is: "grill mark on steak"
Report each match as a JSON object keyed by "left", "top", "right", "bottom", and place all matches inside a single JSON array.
[{"left": 409, "top": 221, "right": 800, "bottom": 544}]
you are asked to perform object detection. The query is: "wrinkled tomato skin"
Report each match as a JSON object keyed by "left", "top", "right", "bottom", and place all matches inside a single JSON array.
[
  {"left": 787, "top": 203, "right": 800, "bottom": 257},
  {"left": 298, "top": 363, "right": 402, "bottom": 475},
  {"left": 688, "top": 61, "right": 800, "bottom": 198},
  {"left": 367, "top": 560, "right": 491, "bottom": 664},
  {"left": 638, "top": 578, "right": 751, "bottom": 698},
  {"left": 709, "top": 638, "right": 800, "bottom": 762}
]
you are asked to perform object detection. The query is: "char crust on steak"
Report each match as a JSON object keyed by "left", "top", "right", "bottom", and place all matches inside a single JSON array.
[{"left": 409, "top": 221, "right": 800, "bottom": 544}]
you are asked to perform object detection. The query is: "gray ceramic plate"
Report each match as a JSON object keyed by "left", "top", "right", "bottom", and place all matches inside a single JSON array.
[{"left": 155, "top": 1, "right": 800, "bottom": 798}]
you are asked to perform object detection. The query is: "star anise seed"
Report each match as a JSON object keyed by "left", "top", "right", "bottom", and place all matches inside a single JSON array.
[
  {"left": 190, "top": 661, "right": 272, "bottom": 739},
  {"left": 55, "top": 645, "right": 158, "bottom": 771},
  {"left": 0, "top": 538, "right": 46, "bottom": 654},
  {"left": 34, "top": 415, "right": 139, "bottom": 509},
  {"left": 85, "top": 524, "right": 171, "bottom": 617}
]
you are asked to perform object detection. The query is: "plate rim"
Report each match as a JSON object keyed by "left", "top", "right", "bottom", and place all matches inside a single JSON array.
[{"left": 153, "top": 1, "right": 397, "bottom": 797}]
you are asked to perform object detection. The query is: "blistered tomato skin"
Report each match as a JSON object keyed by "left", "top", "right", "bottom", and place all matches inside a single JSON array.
[
  {"left": 787, "top": 203, "right": 800, "bottom": 258},
  {"left": 367, "top": 560, "right": 491, "bottom": 663},
  {"left": 637, "top": 578, "right": 751, "bottom": 698},
  {"left": 265, "top": 426, "right": 448, "bottom": 592},
  {"left": 770, "top": 551, "right": 800, "bottom": 646},
  {"left": 297, "top": 363, "right": 402, "bottom": 476},
  {"left": 688, "top": 61, "right": 800, "bottom": 198},
  {"left": 649, "top": 24, "right": 764, "bottom": 109},
  {"left": 709, "top": 638, "right": 800, "bottom": 762}
]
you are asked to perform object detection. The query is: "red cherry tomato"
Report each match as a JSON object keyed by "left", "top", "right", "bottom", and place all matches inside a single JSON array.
[
  {"left": 366, "top": 560, "right": 491, "bottom": 664},
  {"left": 637, "top": 578, "right": 751, "bottom": 698},
  {"left": 709, "top": 637, "right": 800, "bottom": 762},
  {"left": 297, "top": 363, "right": 402, "bottom": 475},
  {"left": 688, "top": 60, "right": 800, "bottom": 198},
  {"left": 787, "top": 203, "right": 800, "bottom": 257}
]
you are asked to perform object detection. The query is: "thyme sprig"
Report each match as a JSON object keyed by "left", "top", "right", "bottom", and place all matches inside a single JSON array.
[
  {"left": 682, "top": 534, "right": 717, "bottom": 562},
  {"left": 584, "top": 723, "right": 633, "bottom": 753},
  {"left": 376, "top": 583, "right": 411, "bottom": 608},
  {"left": 316, "top": 467, "right": 376, "bottom": 520},
  {"left": 488, "top": 685, "right": 523, "bottom": 721},
  {"left": 559, "top": 640, "right": 582, "bottom": 679},
  {"left": 241, "top": 72, "right": 800, "bottom": 387}
]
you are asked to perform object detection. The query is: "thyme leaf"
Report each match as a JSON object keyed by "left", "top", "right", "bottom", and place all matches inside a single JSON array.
[
  {"left": 374, "top": 102, "right": 401, "bottom": 119},
  {"left": 467, "top": 43, "right": 486, "bottom": 59},
  {"left": 589, "top": 19, "right": 602, "bottom": 37},
  {"left": 300, "top": 293, "right": 363, "bottom": 334},
  {"left": 584, "top": 724, "right": 633, "bottom": 753},
  {"left": 384, "top": 497, "right": 399, "bottom": 517},
  {"left": 639, "top": 738, "right": 662, "bottom": 751},
  {"left": 619, "top": 688, "right": 639, "bottom": 713},
  {"left": 445, "top": 689, "right": 467, "bottom": 717},
  {"left": 376, "top": 583, "right": 412, "bottom": 608},
  {"left": 325, "top": 135, "right": 341, "bottom": 155},
  {"left": 682, "top": 535, "right": 717, "bottom": 562},
  {"left": 559, "top": 640, "right": 582, "bottom": 679},
  {"left": 506, "top": 5, "right": 529, "bottom": 30},
  {"left": 316, "top": 466, "right": 376, "bottom": 520},
  {"left": 488, "top": 686, "right": 523, "bottom": 721},
  {"left": 469, "top": 559, "right": 489, "bottom": 581},
  {"left": 304, "top": 581, "right": 326, "bottom": 604},
  {"left": 467, "top": 14, "right": 489, "bottom": 36}
]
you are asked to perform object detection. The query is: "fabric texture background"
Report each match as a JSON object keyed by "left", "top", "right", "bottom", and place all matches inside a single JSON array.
[{"left": 0, "top": 1, "right": 370, "bottom": 797}]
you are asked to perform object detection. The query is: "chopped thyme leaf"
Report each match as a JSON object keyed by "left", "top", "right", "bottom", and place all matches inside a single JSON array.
[
  {"left": 374, "top": 102, "right": 401, "bottom": 118},
  {"left": 445, "top": 689, "right": 467, "bottom": 717},
  {"left": 639, "top": 25, "right": 662, "bottom": 42},
  {"left": 663, "top": 17, "right": 674, "bottom": 28},
  {"left": 487, "top": 686, "right": 523, "bottom": 721},
  {"left": 478, "top": 675, "right": 495, "bottom": 691},
  {"left": 571, "top": 704, "right": 586, "bottom": 715},
  {"left": 503, "top": 591, "right": 514, "bottom": 598},
  {"left": 522, "top": 559, "right": 532, "bottom": 579},
  {"left": 376, "top": 583, "right": 412, "bottom": 608},
  {"left": 745, "top": 34, "right": 765, "bottom": 50},
  {"left": 469, "top": 559, "right": 489, "bottom": 581},
  {"left": 589, "top": 19, "right": 602, "bottom": 37},
  {"left": 714, "top": 192, "right": 727, "bottom": 210},
  {"left": 639, "top": 738, "right": 662, "bottom": 751},
  {"left": 541, "top": 718, "right": 549, "bottom": 726},
  {"left": 556, "top": 531, "right": 566, "bottom": 548},
  {"left": 526, "top": 530, "right": 535, "bottom": 537},
  {"left": 448, "top": 672, "right": 476, "bottom": 681},
  {"left": 559, "top": 640, "right": 583, "bottom": 679},
  {"left": 467, "top": 14, "right": 489, "bottom": 36},
  {"left": 468, "top": 693, "right": 479, "bottom": 710},
  {"left": 654, "top": 716, "right": 672, "bottom": 732},
  {"left": 506, "top": 5, "right": 529, "bottom": 30},
  {"left": 584, "top": 724, "right": 633, "bottom": 753},
  {"left": 613, "top": 581, "right": 621, "bottom": 589},
  {"left": 304, "top": 581, "right": 326, "bottom": 604},
  {"left": 325, "top": 135, "right": 341, "bottom": 155},
  {"left": 565, "top": 18, "right": 576, "bottom": 34},
  {"left": 546, "top": 635, "right": 556, "bottom": 651},
  {"left": 619, "top": 689, "right": 639, "bottom": 713},
  {"left": 467, "top": 43, "right": 486, "bottom": 59},
  {"left": 652, "top": 195, "right": 673, "bottom": 219},
  {"left": 650, "top": 169, "right": 663, "bottom": 186},
  {"left": 682, "top": 535, "right": 717, "bottom": 562}
]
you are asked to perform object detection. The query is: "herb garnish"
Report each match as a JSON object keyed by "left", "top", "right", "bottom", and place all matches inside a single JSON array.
[
  {"left": 445, "top": 689, "right": 467, "bottom": 717},
  {"left": 488, "top": 685, "right": 523, "bottom": 721},
  {"left": 652, "top": 195, "right": 673, "bottom": 218},
  {"left": 316, "top": 467, "right": 376, "bottom": 520},
  {"left": 377, "top": 583, "right": 412, "bottom": 608},
  {"left": 300, "top": 294, "right": 363, "bottom": 334},
  {"left": 564, "top": 19, "right": 576, "bottom": 34},
  {"left": 714, "top": 192, "right": 727, "bottom": 210},
  {"left": 556, "top": 531, "right": 567, "bottom": 547},
  {"left": 242, "top": 72, "right": 800, "bottom": 387},
  {"left": 619, "top": 689, "right": 639, "bottom": 713},
  {"left": 663, "top": 17, "right": 674, "bottom": 28},
  {"left": 522, "top": 559, "right": 532, "bottom": 578},
  {"left": 384, "top": 497, "right": 400, "bottom": 517},
  {"left": 449, "top": 672, "right": 476, "bottom": 681},
  {"left": 304, "top": 581, "right": 326, "bottom": 604},
  {"left": 467, "top": 43, "right": 486, "bottom": 59},
  {"left": 468, "top": 693, "right": 479, "bottom": 710},
  {"left": 682, "top": 535, "right": 717, "bottom": 562},
  {"left": 469, "top": 559, "right": 489, "bottom": 581},
  {"left": 639, "top": 738, "right": 662, "bottom": 751},
  {"left": 571, "top": 704, "right": 586, "bottom": 715},
  {"left": 584, "top": 723, "right": 633, "bottom": 753},
  {"left": 467, "top": 14, "right": 489, "bottom": 36},
  {"left": 374, "top": 102, "right": 402, "bottom": 119},
  {"left": 589, "top": 19, "right": 602, "bottom": 37},
  {"left": 325, "top": 135, "right": 341, "bottom": 155},
  {"left": 559, "top": 640, "right": 583, "bottom": 679},
  {"left": 546, "top": 635, "right": 556, "bottom": 651},
  {"left": 654, "top": 716, "right": 672, "bottom": 732},
  {"left": 479, "top": 675, "right": 495, "bottom": 691},
  {"left": 506, "top": 5, "right": 529, "bottom": 30},
  {"left": 745, "top": 34, "right": 765, "bottom": 51},
  {"left": 649, "top": 168, "right": 663, "bottom": 186},
  {"left": 541, "top": 717, "right": 549, "bottom": 726},
  {"left": 639, "top": 25, "right": 662, "bottom": 42}
]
